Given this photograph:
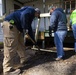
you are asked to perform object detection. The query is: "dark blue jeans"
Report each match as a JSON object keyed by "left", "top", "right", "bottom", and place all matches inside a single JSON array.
[
  {"left": 72, "top": 24, "right": 76, "bottom": 52},
  {"left": 54, "top": 31, "right": 67, "bottom": 58}
]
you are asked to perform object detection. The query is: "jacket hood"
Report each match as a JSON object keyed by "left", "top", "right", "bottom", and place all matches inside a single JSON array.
[{"left": 55, "top": 8, "right": 64, "bottom": 13}]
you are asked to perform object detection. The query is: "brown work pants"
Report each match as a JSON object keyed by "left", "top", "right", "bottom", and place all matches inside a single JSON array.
[{"left": 2, "top": 21, "right": 26, "bottom": 73}]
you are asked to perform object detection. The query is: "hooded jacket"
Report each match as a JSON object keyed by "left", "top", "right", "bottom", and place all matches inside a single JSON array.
[
  {"left": 50, "top": 8, "right": 67, "bottom": 32},
  {"left": 4, "top": 6, "right": 35, "bottom": 41}
]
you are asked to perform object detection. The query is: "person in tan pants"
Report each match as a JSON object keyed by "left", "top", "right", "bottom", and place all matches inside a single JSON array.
[
  {"left": 2, "top": 6, "right": 41, "bottom": 75},
  {"left": 3, "top": 21, "right": 26, "bottom": 75}
]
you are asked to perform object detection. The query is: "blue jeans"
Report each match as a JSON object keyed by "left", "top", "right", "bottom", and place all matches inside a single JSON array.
[
  {"left": 54, "top": 31, "right": 67, "bottom": 58},
  {"left": 72, "top": 24, "right": 76, "bottom": 52}
]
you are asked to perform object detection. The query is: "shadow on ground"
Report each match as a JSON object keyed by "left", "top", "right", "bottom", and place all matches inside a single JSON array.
[
  {"left": 19, "top": 50, "right": 75, "bottom": 71},
  {"left": 0, "top": 49, "right": 76, "bottom": 75}
]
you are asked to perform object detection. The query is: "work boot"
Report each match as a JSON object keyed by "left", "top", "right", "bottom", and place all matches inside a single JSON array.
[
  {"left": 14, "top": 64, "right": 24, "bottom": 69},
  {"left": 20, "top": 58, "right": 27, "bottom": 65},
  {"left": 20, "top": 59, "right": 29, "bottom": 65},
  {"left": 20, "top": 57, "right": 30, "bottom": 65},
  {"left": 4, "top": 69, "right": 21, "bottom": 75}
]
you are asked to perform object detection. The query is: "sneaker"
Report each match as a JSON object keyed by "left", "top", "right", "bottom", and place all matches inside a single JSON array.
[
  {"left": 14, "top": 64, "right": 24, "bottom": 69},
  {"left": 55, "top": 56, "right": 65, "bottom": 61},
  {"left": 55, "top": 57, "right": 63, "bottom": 61},
  {"left": 4, "top": 69, "right": 21, "bottom": 75}
]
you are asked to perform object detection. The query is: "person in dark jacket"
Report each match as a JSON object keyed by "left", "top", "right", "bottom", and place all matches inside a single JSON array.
[
  {"left": 49, "top": 6, "right": 67, "bottom": 61},
  {"left": 2, "top": 6, "right": 41, "bottom": 75}
]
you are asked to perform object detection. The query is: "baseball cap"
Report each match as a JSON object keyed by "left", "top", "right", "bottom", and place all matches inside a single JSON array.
[
  {"left": 48, "top": 6, "right": 54, "bottom": 10},
  {"left": 35, "top": 8, "right": 41, "bottom": 18},
  {"left": 35, "top": 8, "right": 41, "bottom": 14}
]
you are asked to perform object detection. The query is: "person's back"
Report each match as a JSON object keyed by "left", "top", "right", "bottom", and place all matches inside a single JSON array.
[
  {"left": 3, "top": 6, "right": 41, "bottom": 75},
  {"left": 50, "top": 8, "right": 67, "bottom": 32},
  {"left": 49, "top": 6, "right": 67, "bottom": 60},
  {"left": 4, "top": 6, "right": 35, "bottom": 32}
]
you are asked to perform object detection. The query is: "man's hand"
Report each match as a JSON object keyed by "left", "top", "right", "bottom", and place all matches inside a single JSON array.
[{"left": 25, "top": 29, "right": 28, "bottom": 34}]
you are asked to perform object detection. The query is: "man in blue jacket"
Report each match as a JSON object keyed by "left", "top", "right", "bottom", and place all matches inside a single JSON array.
[
  {"left": 2, "top": 6, "right": 40, "bottom": 75},
  {"left": 49, "top": 6, "right": 67, "bottom": 61}
]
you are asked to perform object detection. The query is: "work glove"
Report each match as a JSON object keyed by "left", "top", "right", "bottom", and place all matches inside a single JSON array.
[
  {"left": 34, "top": 41, "right": 37, "bottom": 46},
  {"left": 25, "top": 29, "right": 28, "bottom": 34},
  {"left": 23, "top": 29, "right": 28, "bottom": 35},
  {"left": 33, "top": 41, "right": 39, "bottom": 48}
]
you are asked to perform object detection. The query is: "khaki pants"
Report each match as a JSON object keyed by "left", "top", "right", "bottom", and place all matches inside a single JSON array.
[{"left": 2, "top": 21, "right": 26, "bottom": 73}]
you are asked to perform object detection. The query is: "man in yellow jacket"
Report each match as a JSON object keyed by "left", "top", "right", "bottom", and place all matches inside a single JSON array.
[{"left": 70, "top": 9, "right": 76, "bottom": 53}]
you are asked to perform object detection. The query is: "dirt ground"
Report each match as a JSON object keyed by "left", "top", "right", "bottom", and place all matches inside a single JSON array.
[{"left": 0, "top": 47, "right": 76, "bottom": 75}]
